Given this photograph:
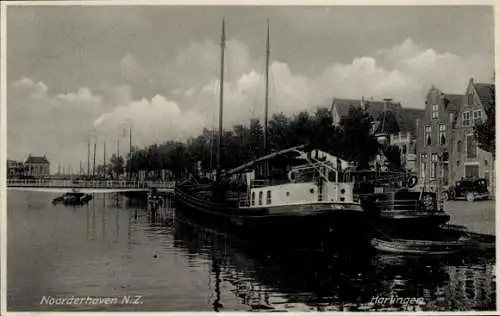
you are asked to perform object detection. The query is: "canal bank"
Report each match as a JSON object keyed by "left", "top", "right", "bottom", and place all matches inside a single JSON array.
[{"left": 444, "top": 200, "right": 495, "bottom": 235}]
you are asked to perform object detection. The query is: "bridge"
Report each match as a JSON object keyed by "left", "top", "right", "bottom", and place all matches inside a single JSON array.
[{"left": 7, "top": 179, "right": 176, "bottom": 194}]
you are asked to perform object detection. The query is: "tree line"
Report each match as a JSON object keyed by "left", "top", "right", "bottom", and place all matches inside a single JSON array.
[{"left": 101, "top": 106, "right": 399, "bottom": 180}]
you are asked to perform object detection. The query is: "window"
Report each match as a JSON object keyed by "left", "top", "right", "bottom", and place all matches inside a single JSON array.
[
  {"left": 466, "top": 134, "right": 477, "bottom": 159},
  {"left": 473, "top": 110, "right": 482, "bottom": 124},
  {"left": 432, "top": 104, "right": 439, "bottom": 119},
  {"left": 420, "top": 154, "right": 427, "bottom": 178},
  {"left": 462, "top": 111, "right": 471, "bottom": 127},
  {"left": 468, "top": 93, "right": 474, "bottom": 105},
  {"left": 484, "top": 171, "right": 490, "bottom": 187},
  {"left": 439, "top": 124, "right": 446, "bottom": 145},
  {"left": 258, "top": 191, "right": 263, "bottom": 205},
  {"left": 425, "top": 126, "right": 432, "bottom": 146},
  {"left": 251, "top": 192, "right": 255, "bottom": 206},
  {"left": 266, "top": 190, "right": 271, "bottom": 205},
  {"left": 431, "top": 154, "right": 438, "bottom": 178},
  {"left": 442, "top": 163, "right": 449, "bottom": 185},
  {"left": 457, "top": 140, "right": 463, "bottom": 153}
]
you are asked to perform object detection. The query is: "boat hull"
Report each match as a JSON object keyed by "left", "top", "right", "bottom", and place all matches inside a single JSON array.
[
  {"left": 175, "top": 185, "right": 369, "bottom": 247},
  {"left": 374, "top": 211, "right": 451, "bottom": 238}
]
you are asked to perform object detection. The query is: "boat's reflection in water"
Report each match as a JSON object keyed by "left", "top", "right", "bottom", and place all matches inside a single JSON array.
[{"left": 151, "top": 201, "right": 495, "bottom": 312}]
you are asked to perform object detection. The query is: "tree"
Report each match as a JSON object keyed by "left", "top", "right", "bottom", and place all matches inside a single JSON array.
[
  {"left": 339, "top": 107, "right": 380, "bottom": 170},
  {"left": 109, "top": 154, "right": 124, "bottom": 178},
  {"left": 474, "top": 83, "right": 495, "bottom": 157}
]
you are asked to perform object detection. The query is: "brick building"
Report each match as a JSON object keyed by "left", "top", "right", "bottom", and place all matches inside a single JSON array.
[{"left": 416, "top": 79, "right": 495, "bottom": 191}]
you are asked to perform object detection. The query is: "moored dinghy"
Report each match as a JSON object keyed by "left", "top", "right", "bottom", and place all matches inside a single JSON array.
[
  {"left": 370, "top": 236, "right": 467, "bottom": 256},
  {"left": 52, "top": 189, "right": 93, "bottom": 206}
]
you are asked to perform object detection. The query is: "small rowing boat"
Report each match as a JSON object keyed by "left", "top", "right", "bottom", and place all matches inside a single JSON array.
[
  {"left": 371, "top": 237, "right": 467, "bottom": 255},
  {"left": 52, "top": 189, "right": 93, "bottom": 206}
]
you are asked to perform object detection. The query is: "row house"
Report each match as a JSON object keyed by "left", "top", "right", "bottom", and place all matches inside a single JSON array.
[
  {"left": 416, "top": 79, "right": 495, "bottom": 191},
  {"left": 331, "top": 97, "right": 424, "bottom": 172}
]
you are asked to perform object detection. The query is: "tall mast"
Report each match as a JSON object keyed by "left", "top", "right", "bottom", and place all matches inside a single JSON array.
[
  {"left": 103, "top": 141, "right": 107, "bottom": 179},
  {"left": 93, "top": 140, "right": 97, "bottom": 177},
  {"left": 264, "top": 19, "right": 270, "bottom": 156},
  {"left": 87, "top": 139, "right": 90, "bottom": 177},
  {"left": 216, "top": 18, "right": 226, "bottom": 182},
  {"left": 129, "top": 125, "right": 132, "bottom": 180}
]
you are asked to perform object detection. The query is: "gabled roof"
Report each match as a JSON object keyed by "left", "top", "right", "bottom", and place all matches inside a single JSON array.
[
  {"left": 25, "top": 155, "right": 49, "bottom": 164},
  {"left": 331, "top": 97, "right": 402, "bottom": 119},
  {"left": 442, "top": 94, "right": 463, "bottom": 112},
  {"left": 373, "top": 108, "right": 424, "bottom": 137},
  {"left": 364, "top": 100, "right": 402, "bottom": 117},
  {"left": 331, "top": 98, "right": 362, "bottom": 117},
  {"left": 473, "top": 82, "right": 495, "bottom": 111}
]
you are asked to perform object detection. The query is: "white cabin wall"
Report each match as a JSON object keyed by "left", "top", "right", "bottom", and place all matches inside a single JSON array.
[
  {"left": 322, "top": 182, "right": 353, "bottom": 203},
  {"left": 250, "top": 183, "right": 319, "bottom": 207}
]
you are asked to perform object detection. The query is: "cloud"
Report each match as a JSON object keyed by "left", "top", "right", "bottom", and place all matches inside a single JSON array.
[
  {"left": 120, "top": 52, "right": 147, "bottom": 82},
  {"left": 8, "top": 78, "right": 105, "bottom": 172},
  {"left": 8, "top": 38, "right": 492, "bottom": 173},
  {"left": 93, "top": 94, "right": 205, "bottom": 145}
]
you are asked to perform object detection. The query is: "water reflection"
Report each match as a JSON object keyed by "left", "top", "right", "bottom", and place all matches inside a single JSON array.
[
  {"left": 7, "top": 192, "right": 495, "bottom": 312},
  {"left": 169, "top": 204, "right": 495, "bottom": 312}
]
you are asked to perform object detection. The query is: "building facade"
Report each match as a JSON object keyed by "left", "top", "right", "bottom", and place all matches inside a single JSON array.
[
  {"left": 24, "top": 155, "right": 50, "bottom": 177},
  {"left": 416, "top": 79, "right": 495, "bottom": 191},
  {"left": 7, "top": 159, "right": 24, "bottom": 178},
  {"left": 454, "top": 79, "right": 494, "bottom": 188}
]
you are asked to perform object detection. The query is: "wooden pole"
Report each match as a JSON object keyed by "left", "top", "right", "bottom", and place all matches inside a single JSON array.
[{"left": 216, "top": 18, "right": 226, "bottom": 183}]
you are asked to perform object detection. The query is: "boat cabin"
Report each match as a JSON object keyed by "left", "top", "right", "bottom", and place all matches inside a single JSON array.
[{"left": 223, "top": 146, "right": 358, "bottom": 208}]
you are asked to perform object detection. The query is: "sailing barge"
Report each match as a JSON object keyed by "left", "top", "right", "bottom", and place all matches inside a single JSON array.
[{"left": 175, "top": 19, "right": 368, "bottom": 245}]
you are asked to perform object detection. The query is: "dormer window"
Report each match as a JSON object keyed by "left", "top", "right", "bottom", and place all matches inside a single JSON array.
[
  {"left": 468, "top": 93, "right": 474, "bottom": 105},
  {"left": 432, "top": 104, "right": 439, "bottom": 119}
]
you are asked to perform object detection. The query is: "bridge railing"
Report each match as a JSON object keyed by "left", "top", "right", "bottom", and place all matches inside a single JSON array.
[{"left": 7, "top": 179, "right": 175, "bottom": 190}]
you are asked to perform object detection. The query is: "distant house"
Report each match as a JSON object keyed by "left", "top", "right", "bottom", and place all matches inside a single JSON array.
[
  {"left": 7, "top": 159, "right": 24, "bottom": 178},
  {"left": 24, "top": 155, "right": 50, "bottom": 177},
  {"left": 330, "top": 97, "right": 424, "bottom": 171}
]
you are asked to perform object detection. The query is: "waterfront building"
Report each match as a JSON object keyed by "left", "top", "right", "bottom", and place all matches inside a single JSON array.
[
  {"left": 7, "top": 159, "right": 24, "bottom": 178},
  {"left": 24, "top": 154, "right": 50, "bottom": 177},
  {"left": 330, "top": 97, "right": 424, "bottom": 172},
  {"left": 416, "top": 79, "right": 495, "bottom": 192}
]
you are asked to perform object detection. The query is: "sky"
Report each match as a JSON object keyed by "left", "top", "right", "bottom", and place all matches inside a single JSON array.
[{"left": 6, "top": 5, "right": 494, "bottom": 173}]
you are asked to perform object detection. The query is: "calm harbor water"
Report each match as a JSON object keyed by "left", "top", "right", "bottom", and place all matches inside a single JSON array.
[{"left": 7, "top": 191, "right": 496, "bottom": 312}]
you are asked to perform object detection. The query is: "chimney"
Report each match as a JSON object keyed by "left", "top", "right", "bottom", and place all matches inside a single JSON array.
[{"left": 361, "top": 96, "right": 365, "bottom": 110}]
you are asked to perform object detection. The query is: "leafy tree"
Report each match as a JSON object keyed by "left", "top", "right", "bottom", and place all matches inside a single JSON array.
[
  {"left": 338, "top": 107, "right": 380, "bottom": 170},
  {"left": 474, "top": 83, "right": 495, "bottom": 157}
]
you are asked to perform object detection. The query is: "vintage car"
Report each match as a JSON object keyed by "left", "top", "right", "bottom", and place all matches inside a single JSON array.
[{"left": 442, "top": 178, "right": 489, "bottom": 202}]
